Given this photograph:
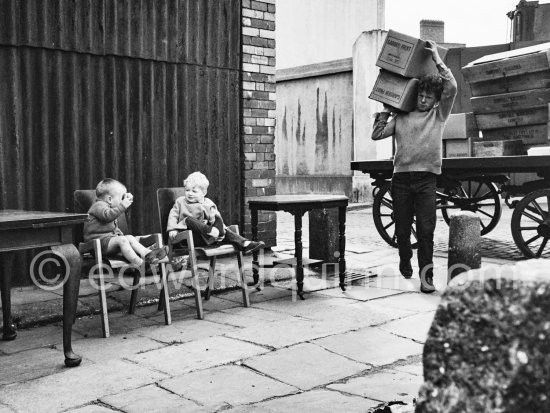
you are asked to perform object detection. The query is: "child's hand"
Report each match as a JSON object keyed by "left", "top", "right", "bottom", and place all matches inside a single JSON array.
[
  {"left": 121, "top": 192, "right": 134, "bottom": 209},
  {"left": 169, "top": 230, "right": 178, "bottom": 240}
]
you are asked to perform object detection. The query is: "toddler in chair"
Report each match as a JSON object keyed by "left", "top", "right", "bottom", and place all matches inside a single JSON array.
[
  {"left": 84, "top": 178, "right": 167, "bottom": 266},
  {"left": 167, "top": 171, "right": 264, "bottom": 254}
]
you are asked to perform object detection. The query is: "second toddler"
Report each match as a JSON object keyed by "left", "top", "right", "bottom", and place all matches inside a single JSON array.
[{"left": 167, "top": 172, "right": 264, "bottom": 254}]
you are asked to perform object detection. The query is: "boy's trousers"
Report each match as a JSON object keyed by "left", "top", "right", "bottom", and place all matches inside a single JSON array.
[
  {"left": 390, "top": 172, "right": 437, "bottom": 276},
  {"left": 184, "top": 216, "right": 248, "bottom": 248}
]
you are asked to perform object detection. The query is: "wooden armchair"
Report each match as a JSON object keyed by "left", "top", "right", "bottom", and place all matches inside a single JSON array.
[
  {"left": 74, "top": 190, "right": 171, "bottom": 337},
  {"left": 156, "top": 188, "right": 250, "bottom": 320}
]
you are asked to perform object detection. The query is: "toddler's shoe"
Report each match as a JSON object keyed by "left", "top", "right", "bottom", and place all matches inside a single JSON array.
[
  {"left": 242, "top": 241, "right": 265, "bottom": 255},
  {"left": 399, "top": 259, "right": 413, "bottom": 279},
  {"left": 145, "top": 246, "right": 168, "bottom": 264}
]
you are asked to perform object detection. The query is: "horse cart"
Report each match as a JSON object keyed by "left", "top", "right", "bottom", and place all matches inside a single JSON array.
[{"left": 351, "top": 155, "right": 550, "bottom": 259}]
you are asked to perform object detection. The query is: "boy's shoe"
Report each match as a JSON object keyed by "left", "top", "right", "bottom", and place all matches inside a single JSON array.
[
  {"left": 242, "top": 241, "right": 265, "bottom": 255},
  {"left": 399, "top": 260, "right": 413, "bottom": 279},
  {"left": 420, "top": 274, "right": 436, "bottom": 293},
  {"left": 145, "top": 246, "right": 168, "bottom": 264}
]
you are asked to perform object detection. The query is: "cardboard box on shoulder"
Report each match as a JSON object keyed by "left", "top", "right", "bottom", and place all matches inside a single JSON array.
[
  {"left": 444, "top": 138, "right": 479, "bottom": 158},
  {"left": 443, "top": 113, "right": 478, "bottom": 140},
  {"left": 475, "top": 107, "right": 549, "bottom": 130},
  {"left": 376, "top": 30, "right": 448, "bottom": 78},
  {"left": 482, "top": 124, "right": 549, "bottom": 146},
  {"left": 369, "top": 70, "right": 419, "bottom": 112},
  {"left": 462, "top": 41, "right": 550, "bottom": 83},
  {"left": 470, "top": 88, "right": 550, "bottom": 114},
  {"left": 469, "top": 70, "right": 550, "bottom": 97},
  {"left": 473, "top": 139, "right": 524, "bottom": 157}
]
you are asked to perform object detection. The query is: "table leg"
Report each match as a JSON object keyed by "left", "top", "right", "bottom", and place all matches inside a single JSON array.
[
  {"left": 338, "top": 205, "right": 347, "bottom": 291},
  {"left": 251, "top": 208, "right": 260, "bottom": 286},
  {"left": 1, "top": 253, "right": 17, "bottom": 341},
  {"left": 50, "top": 244, "right": 82, "bottom": 367},
  {"left": 294, "top": 211, "right": 305, "bottom": 300}
]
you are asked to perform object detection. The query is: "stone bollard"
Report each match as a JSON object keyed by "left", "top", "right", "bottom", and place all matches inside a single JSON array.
[
  {"left": 309, "top": 208, "right": 339, "bottom": 263},
  {"left": 447, "top": 211, "right": 481, "bottom": 283},
  {"left": 416, "top": 263, "right": 550, "bottom": 412}
]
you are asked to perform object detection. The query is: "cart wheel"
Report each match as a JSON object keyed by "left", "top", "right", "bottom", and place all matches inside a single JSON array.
[
  {"left": 372, "top": 182, "right": 418, "bottom": 249},
  {"left": 441, "top": 180, "right": 501, "bottom": 236},
  {"left": 511, "top": 189, "right": 550, "bottom": 258}
]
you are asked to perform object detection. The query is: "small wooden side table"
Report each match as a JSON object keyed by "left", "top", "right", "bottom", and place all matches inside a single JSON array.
[{"left": 248, "top": 195, "right": 349, "bottom": 299}]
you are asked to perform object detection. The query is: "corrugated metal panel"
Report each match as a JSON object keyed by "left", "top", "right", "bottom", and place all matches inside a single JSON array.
[{"left": 0, "top": 0, "right": 242, "bottom": 285}]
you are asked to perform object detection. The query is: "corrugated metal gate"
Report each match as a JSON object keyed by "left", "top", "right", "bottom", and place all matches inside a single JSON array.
[{"left": 0, "top": 0, "right": 242, "bottom": 285}]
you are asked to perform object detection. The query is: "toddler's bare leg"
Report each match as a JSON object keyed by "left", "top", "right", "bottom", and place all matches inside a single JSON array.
[
  {"left": 104, "top": 236, "right": 143, "bottom": 266},
  {"left": 125, "top": 235, "right": 151, "bottom": 258}
]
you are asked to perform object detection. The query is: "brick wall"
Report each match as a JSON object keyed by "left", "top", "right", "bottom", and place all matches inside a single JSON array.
[{"left": 242, "top": 0, "right": 277, "bottom": 247}]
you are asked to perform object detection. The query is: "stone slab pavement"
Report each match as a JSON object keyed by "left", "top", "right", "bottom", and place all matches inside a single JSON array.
[{"left": 0, "top": 205, "right": 524, "bottom": 412}]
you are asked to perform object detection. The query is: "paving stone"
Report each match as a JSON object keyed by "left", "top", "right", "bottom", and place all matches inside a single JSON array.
[
  {"left": 65, "top": 404, "right": 118, "bottom": 412},
  {"left": 219, "top": 285, "right": 293, "bottom": 304},
  {"left": 0, "top": 347, "right": 65, "bottom": 385},
  {"left": 101, "top": 384, "right": 206, "bottom": 412},
  {"left": 70, "top": 312, "right": 158, "bottom": 338},
  {"left": 77, "top": 296, "right": 125, "bottom": 315},
  {"left": 252, "top": 294, "right": 353, "bottom": 318},
  {"left": 225, "top": 317, "right": 343, "bottom": 349},
  {"left": 137, "top": 301, "right": 198, "bottom": 323},
  {"left": 160, "top": 365, "right": 297, "bottom": 410},
  {"left": 129, "top": 336, "right": 268, "bottom": 376},
  {"left": 391, "top": 361, "right": 424, "bottom": 376},
  {"left": 305, "top": 300, "right": 416, "bottom": 331},
  {"left": 328, "top": 369, "right": 423, "bottom": 404},
  {"left": 0, "top": 324, "right": 82, "bottom": 354},
  {"left": 136, "top": 318, "right": 237, "bottom": 344},
  {"left": 379, "top": 312, "right": 436, "bottom": 343},
  {"left": 315, "top": 285, "right": 404, "bottom": 301},
  {"left": 207, "top": 306, "right": 290, "bottom": 328},
  {"left": 7, "top": 286, "right": 60, "bottom": 305},
  {"left": 227, "top": 389, "right": 379, "bottom": 412},
  {"left": 244, "top": 343, "right": 368, "bottom": 390},
  {"left": 183, "top": 295, "right": 243, "bottom": 312},
  {"left": 9, "top": 298, "right": 90, "bottom": 328},
  {"left": 71, "top": 334, "right": 164, "bottom": 363},
  {"left": 0, "top": 360, "right": 166, "bottom": 413},
  {"left": 370, "top": 292, "right": 441, "bottom": 313},
  {"left": 313, "top": 327, "right": 424, "bottom": 366},
  {"left": 0, "top": 405, "right": 14, "bottom": 413}
]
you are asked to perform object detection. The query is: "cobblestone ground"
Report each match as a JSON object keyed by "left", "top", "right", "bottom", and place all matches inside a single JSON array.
[{"left": 275, "top": 204, "right": 527, "bottom": 263}]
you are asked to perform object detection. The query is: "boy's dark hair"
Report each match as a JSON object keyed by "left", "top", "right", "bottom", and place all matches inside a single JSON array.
[
  {"left": 418, "top": 73, "right": 444, "bottom": 100},
  {"left": 96, "top": 178, "right": 125, "bottom": 199}
]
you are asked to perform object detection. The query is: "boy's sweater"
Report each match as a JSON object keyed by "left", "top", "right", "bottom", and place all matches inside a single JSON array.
[
  {"left": 83, "top": 200, "right": 126, "bottom": 241},
  {"left": 167, "top": 196, "right": 219, "bottom": 232},
  {"left": 372, "top": 66, "right": 457, "bottom": 175}
]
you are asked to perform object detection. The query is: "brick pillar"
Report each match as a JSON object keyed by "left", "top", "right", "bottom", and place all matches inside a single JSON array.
[{"left": 241, "top": 0, "right": 277, "bottom": 247}]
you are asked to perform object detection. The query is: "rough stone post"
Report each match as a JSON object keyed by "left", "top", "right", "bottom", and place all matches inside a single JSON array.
[
  {"left": 447, "top": 211, "right": 481, "bottom": 283},
  {"left": 309, "top": 208, "right": 339, "bottom": 263}
]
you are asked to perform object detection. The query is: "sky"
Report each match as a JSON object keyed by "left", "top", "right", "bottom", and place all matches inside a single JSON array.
[{"left": 385, "top": 0, "right": 549, "bottom": 47}]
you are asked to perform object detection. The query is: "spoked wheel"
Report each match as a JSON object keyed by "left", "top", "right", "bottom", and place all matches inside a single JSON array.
[
  {"left": 511, "top": 189, "right": 550, "bottom": 258},
  {"left": 372, "top": 182, "right": 418, "bottom": 249},
  {"left": 440, "top": 180, "right": 502, "bottom": 236}
]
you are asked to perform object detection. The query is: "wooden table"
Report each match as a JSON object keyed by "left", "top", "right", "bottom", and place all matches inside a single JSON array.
[
  {"left": 248, "top": 195, "right": 349, "bottom": 299},
  {"left": 0, "top": 210, "right": 88, "bottom": 367}
]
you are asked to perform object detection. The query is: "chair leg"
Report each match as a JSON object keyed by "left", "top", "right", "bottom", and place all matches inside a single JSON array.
[
  {"left": 158, "top": 289, "right": 165, "bottom": 312},
  {"left": 159, "top": 263, "right": 171, "bottom": 325},
  {"left": 158, "top": 243, "right": 174, "bottom": 312},
  {"left": 97, "top": 265, "right": 110, "bottom": 338},
  {"left": 205, "top": 257, "right": 216, "bottom": 301},
  {"left": 189, "top": 253, "right": 204, "bottom": 320},
  {"left": 237, "top": 252, "right": 250, "bottom": 308},
  {"left": 129, "top": 272, "right": 140, "bottom": 314}
]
